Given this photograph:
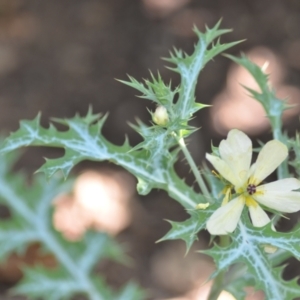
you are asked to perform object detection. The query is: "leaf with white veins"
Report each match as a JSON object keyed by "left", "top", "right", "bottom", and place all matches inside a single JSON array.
[
  {"left": 204, "top": 214, "right": 300, "bottom": 300},
  {"left": 0, "top": 110, "right": 199, "bottom": 209}
]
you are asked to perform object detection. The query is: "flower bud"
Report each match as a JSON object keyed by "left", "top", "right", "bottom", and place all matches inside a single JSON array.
[{"left": 152, "top": 106, "right": 169, "bottom": 126}]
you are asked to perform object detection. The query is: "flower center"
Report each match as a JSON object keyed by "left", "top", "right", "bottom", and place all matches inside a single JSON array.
[{"left": 247, "top": 184, "right": 256, "bottom": 195}]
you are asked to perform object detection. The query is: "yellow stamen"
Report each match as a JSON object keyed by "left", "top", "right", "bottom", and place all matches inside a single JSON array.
[
  {"left": 245, "top": 196, "right": 258, "bottom": 207},
  {"left": 196, "top": 203, "right": 210, "bottom": 210},
  {"left": 221, "top": 185, "right": 232, "bottom": 206},
  {"left": 212, "top": 170, "right": 221, "bottom": 179},
  {"left": 248, "top": 176, "right": 259, "bottom": 186}
]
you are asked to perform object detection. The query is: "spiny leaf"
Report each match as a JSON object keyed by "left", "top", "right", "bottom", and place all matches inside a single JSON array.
[
  {"left": 129, "top": 115, "right": 198, "bottom": 168},
  {"left": 0, "top": 110, "right": 199, "bottom": 209},
  {"left": 225, "top": 53, "right": 290, "bottom": 179},
  {"left": 119, "top": 22, "right": 240, "bottom": 167},
  {"left": 129, "top": 120, "right": 177, "bottom": 164},
  {"left": 225, "top": 54, "right": 288, "bottom": 119},
  {"left": 118, "top": 72, "right": 178, "bottom": 108},
  {"left": 204, "top": 215, "right": 300, "bottom": 300},
  {"left": 51, "top": 230, "right": 127, "bottom": 276},
  {"left": 165, "top": 21, "right": 241, "bottom": 120},
  {"left": 158, "top": 165, "right": 223, "bottom": 253},
  {"left": 0, "top": 219, "right": 37, "bottom": 261},
  {"left": 14, "top": 266, "right": 81, "bottom": 300},
  {"left": 0, "top": 150, "right": 144, "bottom": 300},
  {"left": 158, "top": 207, "right": 216, "bottom": 252},
  {"left": 222, "top": 264, "right": 255, "bottom": 300}
]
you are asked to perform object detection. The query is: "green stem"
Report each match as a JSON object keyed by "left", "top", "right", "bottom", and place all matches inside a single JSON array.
[
  {"left": 177, "top": 135, "right": 211, "bottom": 200},
  {"left": 270, "top": 115, "right": 288, "bottom": 179},
  {"left": 207, "top": 235, "right": 230, "bottom": 300}
]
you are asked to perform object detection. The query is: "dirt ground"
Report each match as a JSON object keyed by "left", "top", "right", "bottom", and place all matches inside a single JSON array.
[{"left": 0, "top": 0, "right": 300, "bottom": 299}]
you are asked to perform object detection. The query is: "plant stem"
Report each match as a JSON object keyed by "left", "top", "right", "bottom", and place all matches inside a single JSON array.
[
  {"left": 270, "top": 115, "right": 288, "bottom": 179},
  {"left": 207, "top": 235, "right": 230, "bottom": 300},
  {"left": 177, "top": 135, "right": 211, "bottom": 201}
]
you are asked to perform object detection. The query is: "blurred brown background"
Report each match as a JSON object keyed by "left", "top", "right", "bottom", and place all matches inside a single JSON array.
[{"left": 0, "top": 0, "right": 300, "bottom": 299}]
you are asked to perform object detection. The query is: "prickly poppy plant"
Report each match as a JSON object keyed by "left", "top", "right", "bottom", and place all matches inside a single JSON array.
[{"left": 1, "top": 21, "right": 300, "bottom": 300}]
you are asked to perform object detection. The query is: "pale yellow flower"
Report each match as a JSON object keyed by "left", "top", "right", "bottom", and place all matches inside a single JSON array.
[{"left": 206, "top": 129, "right": 300, "bottom": 235}]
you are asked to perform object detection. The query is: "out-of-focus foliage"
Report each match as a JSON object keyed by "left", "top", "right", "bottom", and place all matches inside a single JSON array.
[{"left": 0, "top": 151, "right": 144, "bottom": 300}]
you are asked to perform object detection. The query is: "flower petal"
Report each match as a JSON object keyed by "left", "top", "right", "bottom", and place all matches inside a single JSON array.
[
  {"left": 248, "top": 204, "right": 270, "bottom": 227},
  {"left": 253, "top": 191, "right": 300, "bottom": 213},
  {"left": 250, "top": 140, "right": 288, "bottom": 185},
  {"left": 257, "top": 178, "right": 300, "bottom": 192},
  {"left": 206, "top": 153, "right": 237, "bottom": 186},
  {"left": 206, "top": 196, "right": 245, "bottom": 235},
  {"left": 219, "top": 129, "right": 252, "bottom": 189}
]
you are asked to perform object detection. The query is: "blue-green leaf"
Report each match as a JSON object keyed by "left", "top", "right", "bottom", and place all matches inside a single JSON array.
[
  {"left": 204, "top": 215, "right": 300, "bottom": 300},
  {"left": 0, "top": 110, "right": 199, "bottom": 209}
]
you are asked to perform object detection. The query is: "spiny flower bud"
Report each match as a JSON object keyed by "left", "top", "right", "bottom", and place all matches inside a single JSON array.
[{"left": 152, "top": 106, "right": 169, "bottom": 126}]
